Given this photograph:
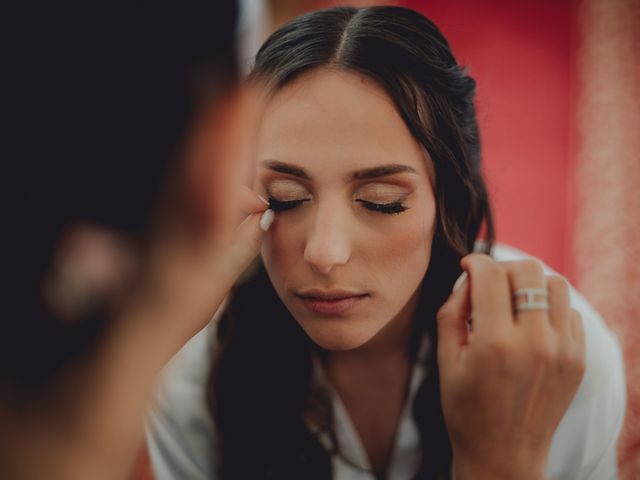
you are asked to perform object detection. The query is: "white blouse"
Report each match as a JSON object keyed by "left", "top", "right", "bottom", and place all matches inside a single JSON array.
[{"left": 145, "top": 244, "right": 627, "bottom": 479}]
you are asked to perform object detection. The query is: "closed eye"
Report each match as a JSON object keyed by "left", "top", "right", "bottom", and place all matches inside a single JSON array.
[
  {"left": 268, "top": 197, "right": 309, "bottom": 212},
  {"left": 267, "top": 197, "right": 408, "bottom": 215},
  {"left": 356, "top": 199, "right": 408, "bottom": 215}
]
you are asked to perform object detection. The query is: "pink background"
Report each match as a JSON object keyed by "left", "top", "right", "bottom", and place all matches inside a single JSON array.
[{"left": 404, "top": 0, "right": 575, "bottom": 275}]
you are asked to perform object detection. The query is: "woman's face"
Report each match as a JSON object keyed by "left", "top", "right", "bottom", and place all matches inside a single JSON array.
[{"left": 254, "top": 68, "right": 436, "bottom": 351}]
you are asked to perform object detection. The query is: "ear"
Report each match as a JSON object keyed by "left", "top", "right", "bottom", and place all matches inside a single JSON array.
[{"left": 42, "top": 223, "right": 137, "bottom": 322}]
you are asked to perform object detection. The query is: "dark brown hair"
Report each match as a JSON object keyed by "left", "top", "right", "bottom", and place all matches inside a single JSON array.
[{"left": 208, "top": 6, "right": 494, "bottom": 479}]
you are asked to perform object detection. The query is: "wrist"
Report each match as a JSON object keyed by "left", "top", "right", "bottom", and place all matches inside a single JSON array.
[
  {"left": 452, "top": 452, "right": 548, "bottom": 480},
  {"left": 125, "top": 266, "right": 233, "bottom": 347}
]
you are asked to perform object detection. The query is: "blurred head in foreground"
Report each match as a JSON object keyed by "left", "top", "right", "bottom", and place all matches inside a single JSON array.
[{"left": 3, "top": 1, "right": 239, "bottom": 395}]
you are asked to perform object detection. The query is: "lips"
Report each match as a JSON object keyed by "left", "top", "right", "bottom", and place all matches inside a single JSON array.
[
  {"left": 296, "top": 290, "right": 369, "bottom": 315},
  {"left": 296, "top": 289, "right": 368, "bottom": 300}
]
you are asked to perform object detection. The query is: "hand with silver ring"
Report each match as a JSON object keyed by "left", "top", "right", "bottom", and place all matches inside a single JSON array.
[{"left": 436, "top": 253, "right": 586, "bottom": 480}]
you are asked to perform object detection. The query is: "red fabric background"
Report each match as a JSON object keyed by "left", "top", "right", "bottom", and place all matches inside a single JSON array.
[{"left": 403, "top": 0, "right": 575, "bottom": 275}]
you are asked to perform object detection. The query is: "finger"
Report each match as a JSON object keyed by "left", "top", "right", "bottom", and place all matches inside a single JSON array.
[
  {"left": 228, "top": 209, "right": 275, "bottom": 276},
  {"left": 570, "top": 308, "right": 585, "bottom": 352},
  {"left": 452, "top": 272, "right": 474, "bottom": 333},
  {"left": 546, "top": 274, "right": 571, "bottom": 338},
  {"left": 437, "top": 274, "right": 471, "bottom": 365},
  {"left": 459, "top": 253, "right": 513, "bottom": 339},
  {"left": 501, "top": 259, "right": 555, "bottom": 356},
  {"left": 239, "top": 185, "right": 270, "bottom": 216},
  {"left": 501, "top": 259, "right": 548, "bottom": 324}
]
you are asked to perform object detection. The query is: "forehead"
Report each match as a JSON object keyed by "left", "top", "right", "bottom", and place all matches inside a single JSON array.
[{"left": 255, "top": 68, "right": 431, "bottom": 181}]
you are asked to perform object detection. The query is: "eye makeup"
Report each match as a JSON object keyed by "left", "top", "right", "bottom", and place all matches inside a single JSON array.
[
  {"left": 268, "top": 197, "right": 311, "bottom": 212},
  {"left": 265, "top": 178, "right": 313, "bottom": 212},
  {"left": 355, "top": 199, "right": 408, "bottom": 214},
  {"left": 263, "top": 179, "right": 411, "bottom": 215},
  {"left": 267, "top": 196, "right": 409, "bottom": 215}
]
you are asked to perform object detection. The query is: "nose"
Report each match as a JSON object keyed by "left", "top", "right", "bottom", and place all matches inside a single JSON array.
[{"left": 303, "top": 201, "right": 352, "bottom": 275}]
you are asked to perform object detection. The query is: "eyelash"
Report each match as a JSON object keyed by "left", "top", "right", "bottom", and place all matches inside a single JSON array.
[{"left": 267, "top": 197, "right": 409, "bottom": 215}]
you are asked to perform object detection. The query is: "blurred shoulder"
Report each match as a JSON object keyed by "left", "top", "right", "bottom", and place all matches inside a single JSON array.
[
  {"left": 144, "top": 298, "right": 227, "bottom": 479},
  {"left": 154, "top": 319, "right": 218, "bottom": 409}
]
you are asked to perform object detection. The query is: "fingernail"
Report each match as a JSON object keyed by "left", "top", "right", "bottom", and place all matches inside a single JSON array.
[
  {"left": 452, "top": 272, "right": 468, "bottom": 293},
  {"left": 257, "top": 194, "right": 270, "bottom": 206},
  {"left": 259, "top": 209, "right": 274, "bottom": 231}
]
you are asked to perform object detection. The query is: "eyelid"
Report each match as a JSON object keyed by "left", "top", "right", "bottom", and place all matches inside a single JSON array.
[
  {"left": 263, "top": 178, "right": 312, "bottom": 200},
  {"left": 266, "top": 191, "right": 410, "bottom": 203},
  {"left": 263, "top": 179, "right": 412, "bottom": 205},
  {"left": 266, "top": 191, "right": 312, "bottom": 202},
  {"left": 354, "top": 183, "right": 411, "bottom": 200},
  {"left": 355, "top": 191, "right": 410, "bottom": 204}
]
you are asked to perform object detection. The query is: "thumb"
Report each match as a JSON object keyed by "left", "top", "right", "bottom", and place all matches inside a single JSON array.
[
  {"left": 227, "top": 208, "right": 275, "bottom": 274},
  {"left": 437, "top": 272, "right": 471, "bottom": 366}
]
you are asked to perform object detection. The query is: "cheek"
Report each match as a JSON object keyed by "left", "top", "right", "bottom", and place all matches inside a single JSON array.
[
  {"left": 259, "top": 220, "right": 299, "bottom": 291},
  {"left": 368, "top": 204, "right": 435, "bottom": 279}
]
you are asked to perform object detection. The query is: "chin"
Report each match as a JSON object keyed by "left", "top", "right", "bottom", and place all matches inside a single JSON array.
[{"left": 298, "top": 319, "right": 380, "bottom": 351}]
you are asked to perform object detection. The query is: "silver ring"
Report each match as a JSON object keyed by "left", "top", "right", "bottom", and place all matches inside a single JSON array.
[{"left": 512, "top": 288, "right": 550, "bottom": 312}]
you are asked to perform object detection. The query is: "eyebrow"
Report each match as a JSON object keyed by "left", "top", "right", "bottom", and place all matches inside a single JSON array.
[{"left": 260, "top": 160, "right": 418, "bottom": 182}]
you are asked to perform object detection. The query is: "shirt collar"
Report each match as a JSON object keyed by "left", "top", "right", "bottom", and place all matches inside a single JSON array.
[{"left": 304, "top": 332, "right": 433, "bottom": 478}]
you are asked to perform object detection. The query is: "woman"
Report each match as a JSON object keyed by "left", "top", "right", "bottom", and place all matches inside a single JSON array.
[{"left": 146, "top": 6, "right": 626, "bottom": 480}]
